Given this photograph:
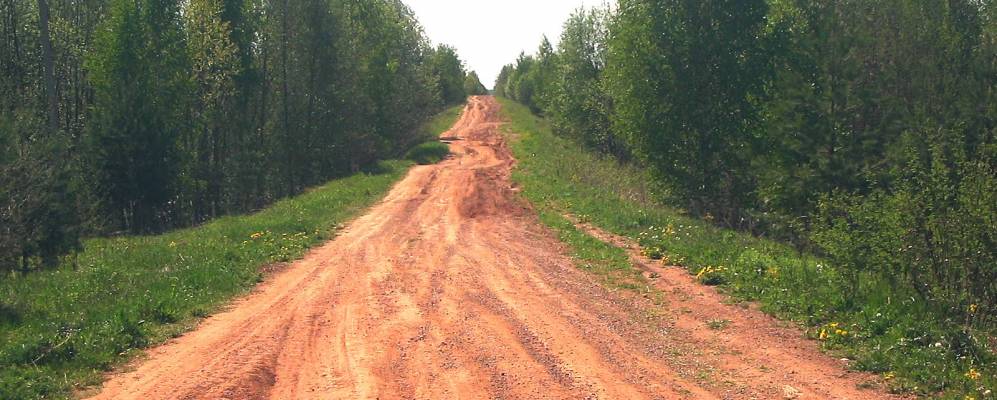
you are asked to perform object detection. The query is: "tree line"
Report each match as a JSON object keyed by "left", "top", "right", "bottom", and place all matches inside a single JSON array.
[
  {"left": 1, "top": 0, "right": 486, "bottom": 271},
  {"left": 497, "top": 1, "right": 996, "bottom": 328}
]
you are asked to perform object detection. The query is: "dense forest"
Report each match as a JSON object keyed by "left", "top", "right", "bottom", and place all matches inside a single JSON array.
[
  {"left": 498, "top": 0, "right": 995, "bottom": 388},
  {"left": 0, "top": 0, "right": 485, "bottom": 270}
]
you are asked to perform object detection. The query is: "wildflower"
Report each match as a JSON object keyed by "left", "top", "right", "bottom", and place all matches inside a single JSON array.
[
  {"left": 835, "top": 329, "right": 849, "bottom": 337},
  {"left": 884, "top": 372, "right": 895, "bottom": 380},
  {"left": 969, "top": 304, "right": 978, "bottom": 313},
  {"left": 250, "top": 232, "right": 264, "bottom": 240},
  {"left": 966, "top": 368, "right": 981, "bottom": 381},
  {"left": 168, "top": 241, "right": 177, "bottom": 248},
  {"left": 829, "top": 322, "right": 839, "bottom": 328},
  {"left": 819, "top": 329, "right": 828, "bottom": 340}
]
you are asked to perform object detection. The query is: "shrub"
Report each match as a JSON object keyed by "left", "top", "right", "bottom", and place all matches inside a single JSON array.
[{"left": 405, "top": 141, "right": 450, "bottom": 165}]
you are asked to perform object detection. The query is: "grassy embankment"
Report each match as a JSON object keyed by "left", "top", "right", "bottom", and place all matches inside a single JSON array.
[
  {"left": 498, "top": 97, "right": 994, "bottom": 399},
  {"left": 0, "top": 104, "right": 463, "bottom": 399}
]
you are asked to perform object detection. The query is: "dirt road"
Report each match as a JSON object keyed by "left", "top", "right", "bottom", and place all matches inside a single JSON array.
[{"left": 90, "top": 96, "right": 894, "bottom": 399}]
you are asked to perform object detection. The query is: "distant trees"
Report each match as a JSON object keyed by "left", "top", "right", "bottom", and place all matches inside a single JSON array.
[
  {"left": 430, "top": 44, "right": 468, "bottom": 105},
  {"left": 464, "top": 71, "right": 487, "bottom": 96},
  {"left": 494, "top": 64, "right": 513, "bottom": 98},
  {"left": 0, "top": 0, "right": 472, "bottom": 269},
  {"left": 495, "top": 38, "right": 556, "bottom": 114},
  {"left": 499, "top": 1, "right": 996, "bottom": 327},
  {"left": 543, "top": 7, "right": 617, "bottom": 157}
]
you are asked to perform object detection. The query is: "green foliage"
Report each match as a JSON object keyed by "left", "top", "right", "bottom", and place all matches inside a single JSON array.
[
  {"left": 493, "top": 64, "right": 513, "bottom": 98},
  {"left": 494, "top": 37, "right": 556, "bottom": 114},
  {"left": 405, "top": 103, "right": 464, "bottom": 165},
  {"left": 418, "top": 103, "right": 464, "bottom": 141},
  {"left": 86, "top": 0, "right": 191, "bottom": 232},
  {"left": 0, "top": 126, "right": 80, "bottom": 271},
  {"left": 0, "top": 1, "right": 87, "bottom": 272},
  {"left": 545, "top": 7, "right": 620, "bottom": 158},
  {"left": 183, "top": 0, "right": 242, "bottom": 223},
  {"left": 463, "top": 71, "right": 488, "bottom": 95},
  {"left": 606, "top": 0, "right": 771, "bottom": 223},
  {"left": 499, "top": 97, "right": 997, "bottom": 399},
  {"left": 429, "top": 44, "right": 468, "bottom": 105},
  {"left": 405, "top": 142, "right": 450, "bottom": 165},
  {"left": 814, "top": 128, "right": 997, "bottom": 326}
]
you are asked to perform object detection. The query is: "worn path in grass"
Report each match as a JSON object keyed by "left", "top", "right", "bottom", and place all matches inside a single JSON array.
[{"left": 89, "top": 96, "right": 894, "bottom": 400}]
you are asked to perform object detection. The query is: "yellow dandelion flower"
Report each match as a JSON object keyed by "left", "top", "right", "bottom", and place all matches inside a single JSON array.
[
  {"left": 969, "top": 304, "right": 978, "bottom": 313},
  {"left": 965, "top": 368, "right": 981, "bottom": 381},
  {"left": 819, "top": 329, "right": 828, "bottom": 340},
  {"left": 665, "top": 224, "right": 676, "bottom": 236}
]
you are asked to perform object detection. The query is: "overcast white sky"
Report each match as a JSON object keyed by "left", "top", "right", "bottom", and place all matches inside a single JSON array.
[{"left": 405, "top": 0, "right": 597, "bottom": 89}]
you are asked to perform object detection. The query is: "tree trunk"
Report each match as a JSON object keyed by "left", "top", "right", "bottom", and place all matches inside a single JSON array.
[
  {"left": 3, "top": 0, "right": 24, "bottom": 102},
  {"left": 37, "top": 0, "right": 59, "bottom": 133}
]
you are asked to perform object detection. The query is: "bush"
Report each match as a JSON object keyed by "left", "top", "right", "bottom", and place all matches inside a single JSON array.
[
  {"left": 405, "top": 141, "right": 450, "bottom": 165},
  {"left": 813, "top": 128, "right": 997, "bottom": 327}
]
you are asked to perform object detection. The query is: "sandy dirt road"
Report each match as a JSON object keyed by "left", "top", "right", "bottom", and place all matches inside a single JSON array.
[{"left": 90, "top": 96, "right": 896, "bottom": 400}]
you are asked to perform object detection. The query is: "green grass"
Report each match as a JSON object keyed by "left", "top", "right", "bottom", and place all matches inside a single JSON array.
[
  {"left": 497, "top": 97, "right": 995, "bottom": 399},
  {"left": 535, "top": 211, "right": 647, "bottom": 293},
  {"left": 404, "top": 103, "right": 463, "bottom": 165},
  {"left": 0, "top": 106, "right": 463, "bottom": 399},
  {"left": 419, "top": 103, "right": 463, "bottom": 140},
  {"left": 405, "top": 141, "right": 450, "bottom": 165}
]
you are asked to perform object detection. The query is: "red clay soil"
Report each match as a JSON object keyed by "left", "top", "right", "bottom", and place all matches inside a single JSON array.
[{"left": 88, "top": 96, "right": 899, "bottom": 400}]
